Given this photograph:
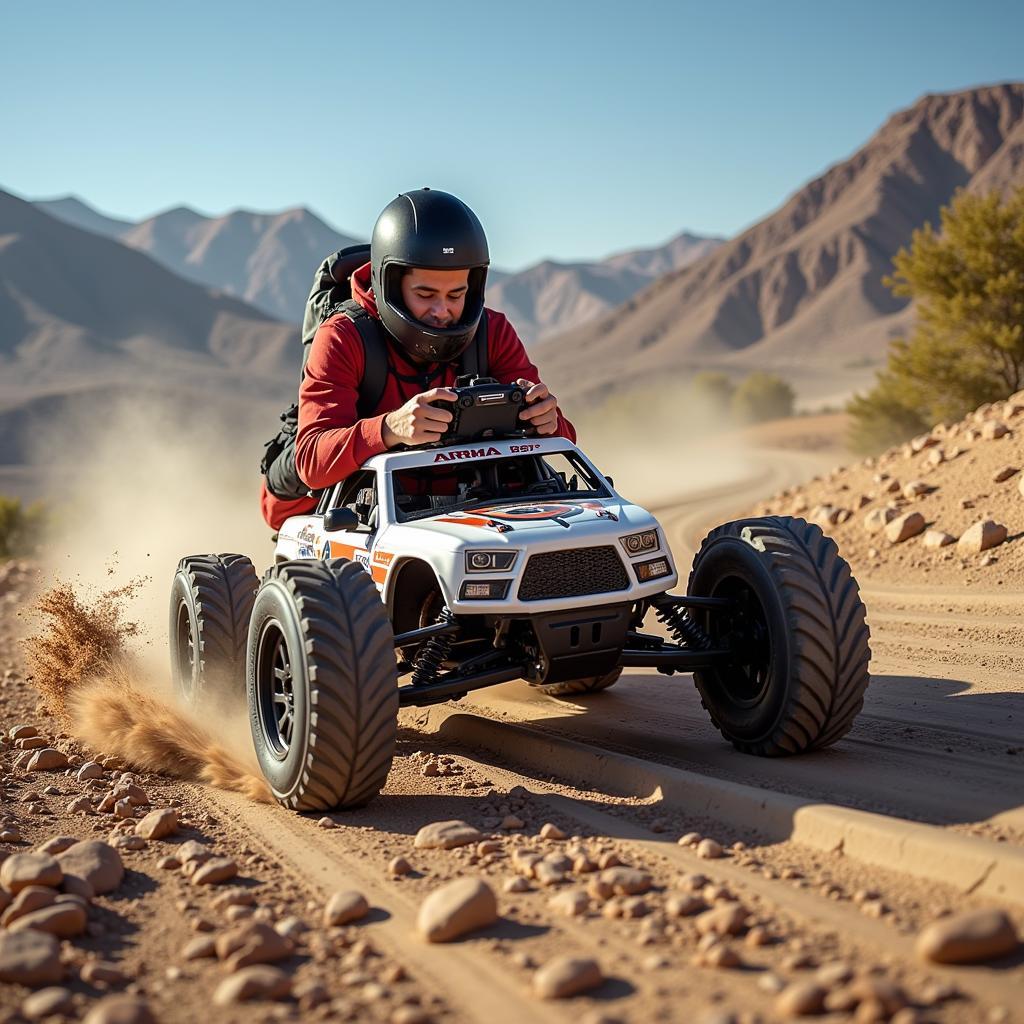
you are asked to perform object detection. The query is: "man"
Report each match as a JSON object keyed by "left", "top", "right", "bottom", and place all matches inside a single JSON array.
[{"left": 260, "top": 188, "right": 575, "bottom": 530}]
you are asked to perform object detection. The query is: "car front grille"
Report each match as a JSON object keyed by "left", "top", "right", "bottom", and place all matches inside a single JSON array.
[{"left": 518, "top": 546, "right": 630, "bottom": 602}]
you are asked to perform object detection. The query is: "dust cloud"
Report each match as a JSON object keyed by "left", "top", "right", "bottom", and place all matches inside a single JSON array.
[{"left": 21, "top": 395, "right": 275, "bottom": 798}]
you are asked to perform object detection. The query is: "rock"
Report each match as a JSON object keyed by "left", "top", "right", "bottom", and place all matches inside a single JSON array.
[
  {"left": 814, "top": 961, "right": 853, "bottom": 986},
  {"left": 57, "top": 841, "right": 124, "bottom": 895},
  {"left": 981, "top": 420, "right": 1009, "bottom": 440},
  {"left": 388, "top": 856, "right": 413, "bottom": 877},
  {"left": 212, "top": 888, "right": 256, "bottom": 910},
  {"left": 191, "top": 857, "right": 238, "bottom": 885},
  {"left": 417, "top": 878, "right": 498, "bottom": 942},
  {"left": 7, "top": 902, "right": 87, "bottom": 938},
  {"left": 775, "top": 982, "right": 827, "bottom": 1017},
  {"left": 702, "top": 944, "right": 742, "bottom": 969},
  {"left": 60, "top": 874, "right": 95, "bottom": 900},
  {"left": 916, "top": 908, "right": 1019, "bottom": 964},
  {"left": 695, "top": 903, "right": 748, "bottom": 936},
  {"left": 548, "top": 889, "right": 589, "bottom": 916},
  {"left": 77, "top": 761, "right": 105, "bottom": 782},
  {"left": 67, "top": 796, "right": 95, "bottom": 815},
  {"left": 902, "top": 480, "right": 930, "bottom": 499},
  {"left": 500, "top": 814, "right": 524, "bottom": 829},
  {"left": 810, "top": 505, "right": 841, "bottom": 527},
  {"left": 111, "top": 782, "right": 148, "bottom": 806},
  {"left": 927, "top": 448, "right": 945, "bottom": 466},
  {"left": 215, "top": 921, "right": 293, "bottom": 971},
  {"left": 599, "top": 866, "right": 652, "bottom": 895},
  {"left": 885, "top": 511, "right": 926, "bottom": 544},
  {"left": 923, "top": 530, "right": 956, "bottom": 549},
  {"left": 21, "top": 986, "right": 73, "bottom": 1020},
  {"left": 0, "top": 930, "right": 63, "bottom": 985},
  {"left": 83, "top": 996, "right": 157, "bottom": 1023},
  {"left": 134, "top": 808, "right": 178, "bottom": 840},
  {"left": 1, "top": 886, "right": 59, "bottom": 927},
  {"left": 112, "top": 835, "right": 145, "bottom": 851},
  {"left": 842, "top": 977, "right": 907, "bottom": 1015},
  {"left": 213, "top": 965, "right": 291, "bottom": 1004},
  {"left": 665, "top": 894, "right": 705, "bottom": 917},
  {"left": 9, "top": 724, "right": 39, "bottom": 739},
  {"left": 274, "top": 916, "right": 305, "bottom": 939},
  {"left": 504, "top": 876, "right": 530, "bottom": 893},
  {"left": 597, "top": 851, "right": 622, "bottom": 869},
  {"left": 323, "top": 890, "right": 370, "bottom": 926},
  {"left": 911, "top": 433, "right": 939, "bottom": 452},
  {"left": 533, "top": 956, "right": 603, "bottom": 999},
  {"left": 80, "top": 960, "right": 129, "bottom": 987},
  {"left": 993, "top": 465, "right": 1019, "bottom": 483},
  {"left": 0, "top": 853, "right": 63, "bottom": 893},
  {"left": 316, "top": 816, "right": 335, "bottom": 829},
  {"left": 863, "top": 506, "right": 899, "bottom": 534},
  {"left": 696, "top": 838, "right": 724, "bottom": 860},
  {"left": 176, "top": 840, "right": 211, "bottom": 863},
  {"left": 27, "top": 748, "right": 68, "bottom": 772},
  {"left": 512, "top": 850, "right": 543, "bottom": 877},
  {"left": 413, "top": 820, "right": 482, "bottom": 849},
  {"left": 292, "top": 977, "right": 329, "bottom": 1010},
  {"left": 113, "top": 798, "right": 134, "bottom": 819},
  {"left": 534, "top": 861, "right": 567, "bottom": 887},
  {"left": 539, "top": 822, "right": 567, "bottom": 840},
  {"left": 958, "top": 519, "right": 1008, "bottom": 554},
  {"left": 37, "top": 835, "right": 77, "bottom": 856},
  {"left": 181, "top": 936, "right": 217, "bottom": 960}
]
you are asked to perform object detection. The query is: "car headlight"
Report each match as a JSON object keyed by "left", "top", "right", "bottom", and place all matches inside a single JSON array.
[
  {"left": 619, "top": 530, "right": 659, "bottom": 557},
  {"left": 465, "top": 550, "right": 517, "bottom": 573},
  {"left": 634, "top": 556, "right": 672, "bottom": 582}
]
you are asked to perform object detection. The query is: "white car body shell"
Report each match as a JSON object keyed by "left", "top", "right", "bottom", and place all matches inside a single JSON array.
[{"left": 274, "top": 436, "right": 678, "bottom": 617}]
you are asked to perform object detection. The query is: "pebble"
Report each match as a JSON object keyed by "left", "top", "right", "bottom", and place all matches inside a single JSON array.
[
  {"left": 677, "top": 832, "right": 702, "bottom": 847},
  {"left": 993, "top": 465, "right": 1019, "bottom": 482},
  {"left": 57, "top": 841, "right": 124, "bottom": 894},
  {"left": 0, "top": 853, "right": 63, "bottom": 893},
  {"left": 695, "top": 903, "right": 748, "bottom": 936},
  {"left": 112, "top": 835, "right": 145, "bottom": 851},
  {"left": 21, "top": 986, "right": 73, "bottom": 1020},
  {"left": 0, "top": 930, "right": 63, "bottom": 985},
  {"left": 27, "top": 748, "right": 69, "bottom": 772},
  {"left": 413, "top": 820, "right": 483, "bottom": 850},
  {"left": 863, "top": 506, "right": 898, "bottom": 534},
  {"left": 539, "top": 822, "right": 567, "bottom": 840},
  {"left": 1, "top": 886, "right": 59, "bottom": 927},
  {"left": 775, "top": 982, "right": 827, "bottom": 1017},
  {"left": 885, "top": 511, "right": 926, "bottom": 544},
  {"left": 500, "top": 815, "right": 524, "bottom": 830},
  {"left": 388, "top": 856, "right": 413, "bottom": 877},
  {"left": 181, "top": 936, "right": 217, "bottom": 960},
  {"left": 958, "top": 519, "right": 1008, "bottom": 554},
  {"left": 916, "top": 908, "right": 1019, "bottom": 963},
  {"left": 417, "top": 878, "right": 498, "bottom": 942},
  {"left": 215, "top": 921, "right": 293, "bottom": 971},
  {"left": 324, "top": 890, "right": 370, "bottom": 926},
  {"left": 214, "top": 964, "right": 291, "bottom": 1003},
  {"left": 923, "top": 529, "right": 956, "bottom": 549},
  {"left": 191, "top": 857, "right": 238, "bottom": 885},
  {"left": 504, "top": 877, "right": 530, "bottom": 893},
  {"left": 81, "top": 961, "right": 129, "bottom": 987},
  {"left": 67, "top": 796, "right": 95, "bottom": 814},
  {"left": 981, "top": 419, "right": 1009, "bottom": 440},
  {"left": 599, "top": 866, "right": 652, "bottom": 895},
  {"left": 135, "top": 808, "right": 178, "bottom": 840},
  {"left": 702, "top": 944, "right": 742, "bottom": 969},
  {"left": 82, "top": 996, "right": 157, "bottom": 1024},
  {"left": 177, "top": 840, "right": 211, "bottom": 863},
  {"left": 665, "top": 894, "right": 705, "bottom": 917},
  {"left": 533, "top": 956, "right": 603, "bottom": 999},
  {"left": 9, "top": 724, "right": 39, "bottom": 740},
  {"left": 77, "top": 762, "right": 105, "bottom": 782},
  {"left": 548, "top": 889, "right": 589, "bottom": 916},
  {"left": 696, "top": 838, "right": 724, "bottom": 860},
  {"left": 317, "top": 816, "right": 336, "bottom": 829}
]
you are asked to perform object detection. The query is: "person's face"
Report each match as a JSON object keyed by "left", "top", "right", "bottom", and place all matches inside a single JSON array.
[{"left": 400, "top": 267, "right": 469, "bottom": 328}]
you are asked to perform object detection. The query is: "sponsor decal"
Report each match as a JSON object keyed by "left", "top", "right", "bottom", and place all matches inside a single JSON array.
[
  {"left": 434, "top": 502, "right": 612, "bottom": 530},
  {"left": 355, "top": 550, "right": 372, "bottom": 575},
  {"left": 320, "top": 542, "right": 331, "bottom": 559},
  {"left": 433, "top": 446, "right": 501, "bottom": 463},
  {"left": 373, "top": 550, "right": 395, "bottom": 567}
]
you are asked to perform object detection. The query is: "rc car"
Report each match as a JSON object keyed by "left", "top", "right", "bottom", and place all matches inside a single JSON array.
[{"left": 169, "top": 377, "right": 871, "bottom": 812}]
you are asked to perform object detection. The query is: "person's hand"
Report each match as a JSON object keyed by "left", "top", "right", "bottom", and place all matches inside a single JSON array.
[
  {"left": 516, "top": 379, "right": 560, "bottom": 436},
  {"left": 382, "top": 388, "right": 456, "bottom": 447}
]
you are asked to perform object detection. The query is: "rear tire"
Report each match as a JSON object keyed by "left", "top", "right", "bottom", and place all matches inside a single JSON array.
[
  {"left": 247, "top": 558, "right": 399, "bottom": 811},
  {"left": 169, "top": 554, "right": 258, "bottom": 706},
  {"left": 537, "top": 667, "right": 622, "bottom": 697},
  {"left": 687, "top": 516, "right": 870, "bottom": 756}
]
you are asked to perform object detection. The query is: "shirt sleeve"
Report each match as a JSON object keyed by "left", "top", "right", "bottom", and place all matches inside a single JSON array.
[
  {"left": 485, "top": 310, "right": 577, "bottom": 443},
  {"left": 295, "top": 315, "right": 390, "bottom": 490}
]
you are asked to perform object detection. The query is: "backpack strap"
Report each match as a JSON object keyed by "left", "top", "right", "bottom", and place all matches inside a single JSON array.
[
  {"left": 337, "top": 300, "right": 391, "bottom": 420},
  {"left": 460, "top": 310, "right": 489, "bottom": 378}
]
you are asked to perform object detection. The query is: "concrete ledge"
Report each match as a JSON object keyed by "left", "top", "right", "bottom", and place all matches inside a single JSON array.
[{"left": 409, "top": 706, "right": 1024, "bottom": 906}]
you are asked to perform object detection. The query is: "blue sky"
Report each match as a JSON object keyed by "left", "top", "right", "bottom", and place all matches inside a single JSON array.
[{"left": 2, "top": 0, "right": 1022, "bottom": 269}]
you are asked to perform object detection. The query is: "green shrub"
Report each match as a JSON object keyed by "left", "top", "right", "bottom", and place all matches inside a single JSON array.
[
  {"left": 730, "top": 372, "right": 795, "bottom": 423},
  {"left": 0, "top": 496, "right": 48, "bottom": 559},
  {"left": 688, "top": 371, "right": 736, "bottom": 410}
]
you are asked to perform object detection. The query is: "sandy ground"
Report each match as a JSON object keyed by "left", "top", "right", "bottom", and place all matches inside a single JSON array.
[{"left": 2, "top": 410, "right": 1023, "bottom": 1022}]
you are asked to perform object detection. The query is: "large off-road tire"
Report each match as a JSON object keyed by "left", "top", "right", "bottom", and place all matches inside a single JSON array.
[
  {"left": 169, "top": 554, "right": 258, "bottom": 706},
  {"left": 537, "top": 667, "right": 622, "bottom": 697},
  {"left": 247, "top": 558, "right": 399, "bottom": 812},
  {"left": 687, "top": 516, "right": 870, "bottom": 756}
]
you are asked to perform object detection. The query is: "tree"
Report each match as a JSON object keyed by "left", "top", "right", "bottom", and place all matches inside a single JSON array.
[
  {"left": 731, "top": 372, "right": 795, "bottom": 423},
  {"left": 689, "top": 371, "right": 736, "bottom": 410},
  {"left": 848, "top": 186, "right": 1024, "bottom": 452}
]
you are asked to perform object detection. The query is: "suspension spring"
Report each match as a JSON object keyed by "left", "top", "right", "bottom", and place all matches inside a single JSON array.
[
  {"left": 411, "top": 609, "right": 456, "bottom": 686},
  {"left": 655, "top": 603, "right": 711, "bottom": 650}
]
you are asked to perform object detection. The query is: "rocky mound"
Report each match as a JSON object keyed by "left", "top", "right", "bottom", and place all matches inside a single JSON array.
[{"left": 749, "top": 394, "right": 1024, "bottom": 588}]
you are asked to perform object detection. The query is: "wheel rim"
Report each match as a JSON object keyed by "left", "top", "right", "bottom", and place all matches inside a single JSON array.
[
  {"left": 708, "top": 576, "right": 772, "bottom": 707},
  {"left": 256, "top": 620, "right": 296, "bottom": 760},
  {"left": 174, "top": 602, "right": 196, "bottom": 700}
]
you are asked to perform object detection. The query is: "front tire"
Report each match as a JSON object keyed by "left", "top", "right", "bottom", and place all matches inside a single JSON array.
[
  {"left": 247, "top": 558, "right": 399, "bottom": 811},
  {"left": 687, "top": 516, "right": 870, "bottom": 756},
  {"left": 169, "top": 554, "right": 258, "bottom": 706}
]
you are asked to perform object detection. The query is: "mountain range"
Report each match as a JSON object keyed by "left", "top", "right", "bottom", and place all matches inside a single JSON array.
[{"left": 536, "top": 82, "right": 1024, "bottom": 407}]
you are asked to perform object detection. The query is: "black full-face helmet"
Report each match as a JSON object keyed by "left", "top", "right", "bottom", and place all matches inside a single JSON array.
[{"left": 370, "top": 188, "right": 489, "bottom": 363}]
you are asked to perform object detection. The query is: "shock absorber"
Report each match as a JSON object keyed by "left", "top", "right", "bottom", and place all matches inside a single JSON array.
[
  {"left": 655, "top": 602, "right": 711, "bottom": 650},
  {"left": 411, "top": 609, "right": 456, "bottom": 686}
]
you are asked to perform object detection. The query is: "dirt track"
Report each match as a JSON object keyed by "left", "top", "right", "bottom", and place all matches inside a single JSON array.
[{"left": 2, "top": 435, "right": 1023, "bottom": 1022}]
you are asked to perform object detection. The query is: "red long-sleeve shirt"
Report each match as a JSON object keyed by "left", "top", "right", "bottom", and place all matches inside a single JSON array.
[{"left": 260, "top": 263, "right": 575, "bottom": 529}]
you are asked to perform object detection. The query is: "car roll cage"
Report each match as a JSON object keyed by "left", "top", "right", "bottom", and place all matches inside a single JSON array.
[{"left": 392, "top": 592, "right": 737, "bottom": 708}]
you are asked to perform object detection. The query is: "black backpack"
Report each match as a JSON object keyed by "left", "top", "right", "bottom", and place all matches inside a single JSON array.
[{"left": 261, "top": 244, "right": 489, "bottom": 502}]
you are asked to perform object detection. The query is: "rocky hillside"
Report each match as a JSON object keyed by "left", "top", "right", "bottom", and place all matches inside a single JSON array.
[
  {"left": 538, "top": 83, "right": 1024, "bottom": 405},
  {"left": 750, "top": 393, "right": 1024, "bottom": 588}
]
